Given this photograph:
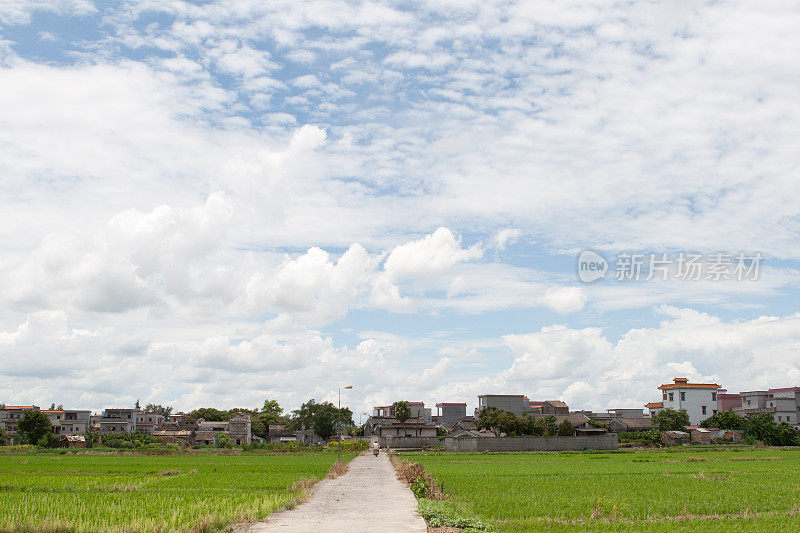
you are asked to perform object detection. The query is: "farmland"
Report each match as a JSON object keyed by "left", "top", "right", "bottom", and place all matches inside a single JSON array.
[
  {"left": 407, "top": 447, "right": 800, "bottom": 532},
  {"left": 0, "top": 450, "right": 354, "bottom": 532}
]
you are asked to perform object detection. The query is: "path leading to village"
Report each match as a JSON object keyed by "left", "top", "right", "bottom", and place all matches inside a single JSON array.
[{"left": 246, "top": 452, "right": 428, "bottom": 532}]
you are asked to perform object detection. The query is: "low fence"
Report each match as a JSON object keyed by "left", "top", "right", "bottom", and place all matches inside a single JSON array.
[{"left": 445, "top": 434, "right": 618, "bottom": 452}]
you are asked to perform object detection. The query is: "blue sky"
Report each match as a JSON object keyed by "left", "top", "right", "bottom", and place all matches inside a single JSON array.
[{"left": 1, "top": 1, "right": 799, "bottom": 416}]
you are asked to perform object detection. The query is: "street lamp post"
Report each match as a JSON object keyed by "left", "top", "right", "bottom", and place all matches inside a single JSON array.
[{"left": 338, "top": 385, "right": 353, "bottom": 463}]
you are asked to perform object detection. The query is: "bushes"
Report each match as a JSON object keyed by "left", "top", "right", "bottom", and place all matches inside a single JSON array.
[
  {"left": 618, "top": 429, "right": 663, "bottom": 446},
  {"left": 326, "top": 440, "right": 368, "bottom": 452}
]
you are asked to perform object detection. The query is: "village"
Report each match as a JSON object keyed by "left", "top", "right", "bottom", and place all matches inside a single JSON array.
[{"left": 3, "top": 377, "right": 798, "bottom": 449}]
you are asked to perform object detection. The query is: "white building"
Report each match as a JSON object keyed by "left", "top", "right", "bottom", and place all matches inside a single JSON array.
[
  {"left": 656, "top": 377, "right": 720, "bottom": 425},
  {"left": 735, "top": 387, "right": 800, "bottom": 429}
]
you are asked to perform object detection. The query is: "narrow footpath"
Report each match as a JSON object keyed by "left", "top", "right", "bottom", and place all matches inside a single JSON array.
[{"left": 246, "top": 452, "right": 428, "bottom": 532}]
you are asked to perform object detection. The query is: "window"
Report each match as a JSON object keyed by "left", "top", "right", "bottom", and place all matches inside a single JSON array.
[
  {"left": 680, "top": 392, "right": 686, "bottom": 402},
  {"left": 669, "top": 393, "right": 674, "bottom": 401},
  {"left": 663, "top": 394, "right": 668, "bottom": 401},
  {"left": 702, "top": 406, "right": 707, "bottom": 415},
  {"left": 712, "top": 392, "right": 717, "bottom": 401}
]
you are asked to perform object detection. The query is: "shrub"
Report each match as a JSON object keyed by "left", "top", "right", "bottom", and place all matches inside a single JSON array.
[
  {"left": 557, "top": 420, "right": 575, "bottom": 436},
  {"left": 327, "top": 440, "right": 368, "bottom": 452}
]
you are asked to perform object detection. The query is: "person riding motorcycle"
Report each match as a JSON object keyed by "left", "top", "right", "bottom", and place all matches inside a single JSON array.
[{"left": 372, "top": 440, "right": 380, "bottom": 456}]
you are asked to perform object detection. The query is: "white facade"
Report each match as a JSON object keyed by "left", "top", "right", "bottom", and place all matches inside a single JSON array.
[{"left": 658, "top": 378, "right": 720, "bottom": 425}]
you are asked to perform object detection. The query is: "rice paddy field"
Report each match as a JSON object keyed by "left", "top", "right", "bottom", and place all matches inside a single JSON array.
[
  {"left": 407, "top": 447, "right": 800, "bottom": 532},
  {"left": 0, "top": 450, "right": 354, "bottom": 532}
]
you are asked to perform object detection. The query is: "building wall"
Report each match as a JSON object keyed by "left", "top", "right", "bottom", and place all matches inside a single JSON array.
[
  {"left": 437, "top": 404, "right": 467, "bottom": 426},
  {"left": 445, "top": 434, "right": 618, "bottom": 452},
  {"left": 662, "top": 388, "right": 718, "bottom": 425},
  {"left": 477, "top": 396, "right": 527, "bottom": 416}
]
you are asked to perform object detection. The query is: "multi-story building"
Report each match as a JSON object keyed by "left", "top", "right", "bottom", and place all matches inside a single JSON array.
[
  {"left": 372, "top": 402, "right": 432, "bottom": 423},
  {"left": 434, "top": 402, "right": 467, "bottom": 426},
  {"left": 228, "top": 414, "right": 252, "bottom": 445},
  {"left": 476, "top": 394, "right": 530, "bottom": 416},
  {"left": 540, "top": 400, "right": 569, "bottom": 415},
  {"left": 735, "top": 387, "right": 800, "bottom": 429},
  {"left": 0, "top": 405, "right": 40, "bottom": 440},
  {"left": 135, "top": 412, "right": 165, "bottom": 434},
  {"left": 95, "top": 408, "right": 139, "bottom": 434},
  {"left": 655, "top": 377, "right": 720, "bottom": 425},
  {"left": 715, "top": 389, "right": 742, "bottom": 412},
  {"left": 43, "top": 409, "right": 91, "bottom": 436}
]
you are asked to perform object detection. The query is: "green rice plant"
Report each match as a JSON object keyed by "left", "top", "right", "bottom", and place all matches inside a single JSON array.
[
  {"left": 0, "top": 451, "right": 355, "bottom": 531},
  {"left": 407, "top": 447, "right": 800, "bottom": 532}
]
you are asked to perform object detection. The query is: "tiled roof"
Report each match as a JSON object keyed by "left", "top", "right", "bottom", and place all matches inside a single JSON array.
[
  {"left": 658, "top": 383, "right": 720, "bottom": 390},
  {"left": 645, "top": 402, "right": 663, "bottom": 408},
  {"left": 545, "top": 400, "right": 568, "bottom": 408}
]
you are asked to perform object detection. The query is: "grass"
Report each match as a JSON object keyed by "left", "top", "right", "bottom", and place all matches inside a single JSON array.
[
  {"left": 405, "top": 447, "right": 800, "bottom": 532},
  {"left": 0, "top": 450, "right": 356, "bottom": 531}
]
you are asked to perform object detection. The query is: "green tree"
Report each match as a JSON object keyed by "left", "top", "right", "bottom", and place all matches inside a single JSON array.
[
  {"left": 543, "top": 415, "right": 559, "bottom": 436},
  {"left": 700, "top": 410, "right": 745, "bottom": 430},
  {"left": 186, "top": 407, "right": 229, "bottom": 421},
  {"left": 393, "top": 401, "right": 412, "bottom": 423},
  {"left": 0, "top": 427, "right": 8, "bottom": 446},
  {"left": 475, "top": 407, "right": 505, "bottom": 436},
  {"left": 314, "top": 408, "right": 336, "bottom": 440},
  {"left": 652, "top": 408, "right": 690, "bottom": 431},
  {"left": 557, "top": 419, "right": 575, "bottom": 436},
  {"left": 288, "top": 400, "right": 352, "bottom": 439},
  {"left": 216, "top": 432, "right": 232, "bottom": 448},
  {"left": 144, "top": 404, "right": 173, "bottom": 418},
  {"left": 17, "top": 411, "right": 53, "bottom": 445}
]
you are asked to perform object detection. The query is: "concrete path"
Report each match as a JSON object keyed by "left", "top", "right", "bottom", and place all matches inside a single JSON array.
[{"left": 246, "top": 453, "right": 428, "bottom": 532}]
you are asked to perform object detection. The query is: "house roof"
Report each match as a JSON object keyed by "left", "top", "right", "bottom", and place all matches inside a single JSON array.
[
  {"left": 194, "top": 431, "right": 218, "bottom": 441},
  {"left": 435, "top": 402, "right": 467, "bottom": 407},
  {"left": 767, "top": 387, "right": 800, "bottom": 393},
  {"left": 544, "top": 400, "right": 568, "bottom": 408},
  {"left": 152, "top": 430, "right": 192, "bottom": 437},
  {"left": 2, "top": 405, "right": 37, "bottom": 409},
  {"left": 611, "top": 418, "right": 653, "bottom": 429},
  {"left": 42, "top": 410, "right": 64, "bottom": 413},
  {"left": 477, "top": 394, "right": 526, "bottom": 398},
  {"left": 658, "top": 383, "right": 720, "bottom": 390},
  {"left": 645, "top": 402, "right": 663, "bottom": 408}
]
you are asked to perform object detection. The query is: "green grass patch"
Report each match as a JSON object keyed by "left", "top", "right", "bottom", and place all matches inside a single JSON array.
[
  {"left": 0, "top": 451, "right": 356, "bottom": 531},
  {"left": 407, "top": 447, "right": 800, "bottom": 532}
]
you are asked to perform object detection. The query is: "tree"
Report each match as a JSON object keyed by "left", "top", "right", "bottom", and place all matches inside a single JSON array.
[
  {"left": 216, "top": 432, "right": 232, "bottom": 448},
  {"left": 186, "top": 407, "right": 229, "bottom": 421},
  {"left": 288, "top": 400, "right": 352, "bottom": 439},
  {"left": 393, "top": 401, "right": 412, "bottom": 423},
  {"left": 17, "top": 411, "right": 52, "bottom": 445},
  {"left": 475, "top": 407, "right": 505, "bottom": 436},
  {"left": 557, "top": 419, "right": 575, "bottom": 436},
  {"left": 700, "top": 411, "right": 745, "bottom": 430},
  {"left": 0, "top": 427, "right": 8, "bottom": 446},
  {"left": 144, "top": 404, "right": 173, "bottom": 418},
  {"left": 652, "top": 408, "right": 690, "bottom": 431},
  {"left": 314, "top": 408, "right": 336, "bottom": 440}
]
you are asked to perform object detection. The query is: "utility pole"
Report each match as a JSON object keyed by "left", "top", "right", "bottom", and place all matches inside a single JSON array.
[{"left": 338, "top": 385, "right": 353, "bottom": 463}]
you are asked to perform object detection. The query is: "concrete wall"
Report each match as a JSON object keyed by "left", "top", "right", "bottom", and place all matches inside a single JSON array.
[
  {"left": 445, "top": 434, "right": 618, "bottom": 452},
  {"left": 380, "top": 436, "right": 443, "bottom": 449}
]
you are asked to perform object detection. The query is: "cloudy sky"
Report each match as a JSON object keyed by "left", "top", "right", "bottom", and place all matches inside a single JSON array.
[{"left": 1, "top": 0, "right": 799, "bottom": 416}]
